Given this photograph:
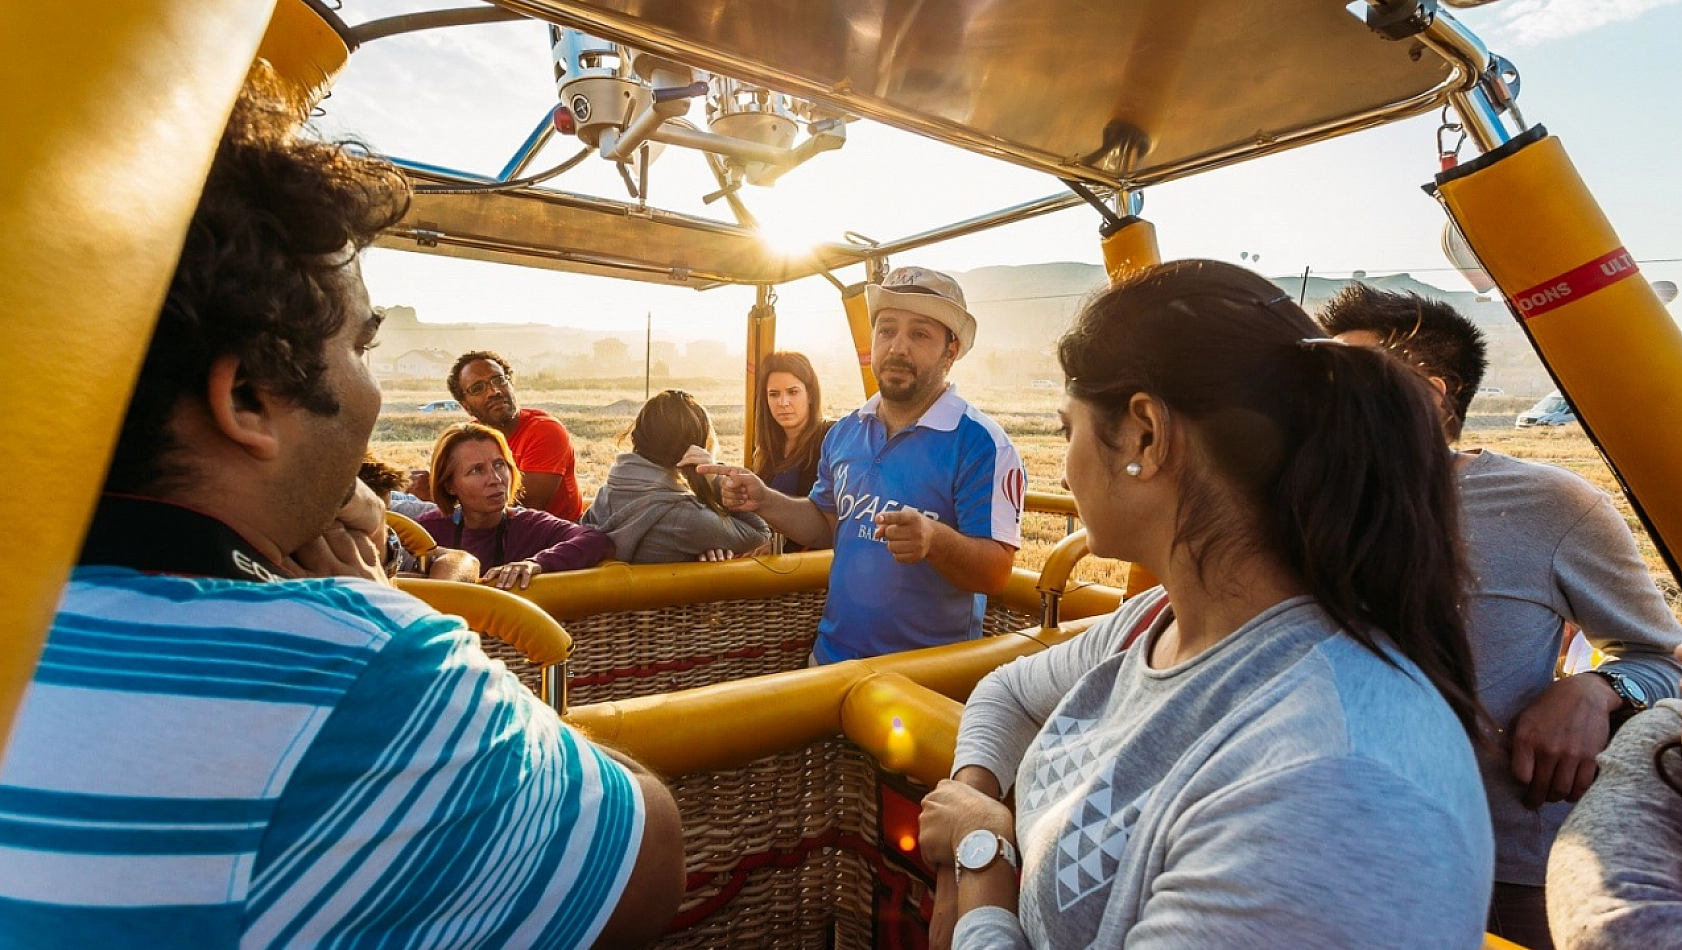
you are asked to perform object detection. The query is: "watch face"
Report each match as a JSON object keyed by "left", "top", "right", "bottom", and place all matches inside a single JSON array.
[
  {"left": 1623, "top": 675, "right": 1650, "bottom": 706},
  {"left": 956, "top": 830, "right": 998, "bottom": 870}
]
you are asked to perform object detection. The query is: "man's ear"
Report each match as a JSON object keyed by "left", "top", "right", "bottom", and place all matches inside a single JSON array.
[
  {"left": 1426, "top": 375, "right": 1456, "bottom": 423},
  {"left": 206, "top": 355, "right": 282, "bottom": 461}
]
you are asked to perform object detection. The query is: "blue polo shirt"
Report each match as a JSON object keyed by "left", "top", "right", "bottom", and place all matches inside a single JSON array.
[{"left": 809, "top": 384, "right": 1025, "bottom": 662}]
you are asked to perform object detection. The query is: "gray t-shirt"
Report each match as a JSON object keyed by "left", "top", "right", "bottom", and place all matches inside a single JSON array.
[
  {"left": 952, "top": 591, "right": 1493, "bottom": 949},
  {"left": 1460, "top": 450, "right": 1682, "bottom": 885},
  {"left": 1547, "top": 700, "right": 1682, "bottom": 948}
]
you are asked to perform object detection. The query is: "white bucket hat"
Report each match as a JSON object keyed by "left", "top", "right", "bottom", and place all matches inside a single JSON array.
[{"left": 864, "top": 266, "right": 977, "bottom": 359}]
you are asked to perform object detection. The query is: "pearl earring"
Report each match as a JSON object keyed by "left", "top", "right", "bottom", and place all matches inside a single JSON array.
[{"left": 1124, "top": 462, "right": 1142, "bottom": 477}]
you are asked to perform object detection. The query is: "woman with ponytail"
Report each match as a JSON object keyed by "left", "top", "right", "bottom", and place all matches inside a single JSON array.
[
  {"left": 918, "top": 260, "right": 1493, "bottom": 949},
  {"left": 584, "top": 389, "right": 771, "bottom": 563}
]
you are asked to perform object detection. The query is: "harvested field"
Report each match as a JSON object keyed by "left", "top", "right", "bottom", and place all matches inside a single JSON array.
[{"left": 373, "top": 384, "right": 1679, "bottom": 610}]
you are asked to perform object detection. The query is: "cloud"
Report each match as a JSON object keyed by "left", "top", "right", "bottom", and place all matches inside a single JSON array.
[{"left": 1471, "top": 0, "right": 1680, "bottom": 47}]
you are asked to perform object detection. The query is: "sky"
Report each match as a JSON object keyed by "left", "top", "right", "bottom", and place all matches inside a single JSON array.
[{"left": 318, "top": 0, "right": 1682, "bottom": 349}]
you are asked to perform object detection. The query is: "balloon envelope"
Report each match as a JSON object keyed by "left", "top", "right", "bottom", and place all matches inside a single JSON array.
[
  {"left": 1652, "top": 280, "right": 1678, "bottom": 305},
  {"left": 1441, "top": 221, "right": 1496, "bottom": 294}
]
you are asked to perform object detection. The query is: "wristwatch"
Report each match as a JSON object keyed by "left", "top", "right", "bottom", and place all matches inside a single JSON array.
[
  {"left": 1588, "top": 668, "right": 1650, "bottom": 714},
  {"left": 954, "top": 829, "right": 1018, "bottom": 884}
]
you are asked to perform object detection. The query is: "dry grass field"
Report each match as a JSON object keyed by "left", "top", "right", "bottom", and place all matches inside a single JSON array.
[{"left": 372, "top": 383, "right": 1678, "bottom": 606}]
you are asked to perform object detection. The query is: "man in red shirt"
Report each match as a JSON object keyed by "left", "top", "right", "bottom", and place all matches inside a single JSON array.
[{"left": 445, "top": 351, "right": 583, "bottom": 521}]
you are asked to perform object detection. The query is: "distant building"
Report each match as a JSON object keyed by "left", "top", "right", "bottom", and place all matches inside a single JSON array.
[
  {"left": 685, "top": 340, "right": 728, "bottom": 363},
  {"left": 392, "top": 348, "right": 456, "bottom": 381},
  {"left": 594, "top": 338, "right": 630, "bottom": 362}
]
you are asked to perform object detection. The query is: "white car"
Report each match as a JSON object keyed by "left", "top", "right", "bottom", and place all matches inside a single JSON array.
[{"left": 1515, "top": 391, "right": 1576, "bottom": 428}]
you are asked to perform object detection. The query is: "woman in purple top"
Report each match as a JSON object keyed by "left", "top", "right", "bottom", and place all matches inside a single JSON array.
[{"left": 417, "top": 423, "right": 614, "bottom": 589}]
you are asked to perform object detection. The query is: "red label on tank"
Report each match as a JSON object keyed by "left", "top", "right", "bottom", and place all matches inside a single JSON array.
[{"left": 1509, "top": 247, "right": 1640, "bottom": 320}]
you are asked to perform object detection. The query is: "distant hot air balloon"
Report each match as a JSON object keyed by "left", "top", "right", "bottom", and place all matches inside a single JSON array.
[
  {"left": 1652, "top": 280, "right": 1679, "bottom": 305},
  {"left": 1441, "top": 220, "right": 1496, "bottom": 293}
]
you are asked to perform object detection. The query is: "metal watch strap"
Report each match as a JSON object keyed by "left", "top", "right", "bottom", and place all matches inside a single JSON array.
[{"left": 1589, "top": 668, "right": 1648, "bottom": 713}]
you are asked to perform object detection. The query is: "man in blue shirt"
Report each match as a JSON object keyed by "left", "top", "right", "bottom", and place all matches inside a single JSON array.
[{"left": 703, "top": 266, "right": 1025, "bottom": 662}]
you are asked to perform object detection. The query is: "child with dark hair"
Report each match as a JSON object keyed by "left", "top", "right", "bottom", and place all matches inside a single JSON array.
[{"left": 583, "top": 390, "right": 770, "bottom": 563}]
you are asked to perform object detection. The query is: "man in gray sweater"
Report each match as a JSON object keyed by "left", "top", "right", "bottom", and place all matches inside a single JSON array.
[{"left": 1323, "top": 285, "right": 1682, "bottom": 949}]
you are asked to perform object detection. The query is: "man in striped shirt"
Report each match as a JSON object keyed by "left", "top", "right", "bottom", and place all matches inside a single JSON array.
[{"left": 0, "top": 66, "right": 682, "bottom": 949}]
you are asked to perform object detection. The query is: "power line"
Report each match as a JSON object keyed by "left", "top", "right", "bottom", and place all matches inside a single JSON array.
[{"left": 766, "top": 255, "right": 1682, "bottom": 314}]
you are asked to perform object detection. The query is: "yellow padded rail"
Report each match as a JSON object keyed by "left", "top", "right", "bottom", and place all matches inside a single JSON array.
[
  {"left": 1024, "top": 490, "right": 1079, "bottom": 516},
  {"left": 0, "top": 0, "right": 280, "bottom": 751},
  {"left": 841, "top": 672, "right": 962, "bottom": 787},
  {"left": 394, "top": 579, "right": 573, "bottom": 666},
  {"left": 564, "top": 615, "right": 1098, "bottom": 778},
  {"left": 522, "top": 552, "right": 833, "bottom": 619},
  {"left": 1438, "top": 134, "right": 1682, "bottom": 570},
  {"left": 385, "top": 510, "right": 438, "bottom": 558},
  {"left": 523, "top": 550, "right": 1120, "bottom": 626}
]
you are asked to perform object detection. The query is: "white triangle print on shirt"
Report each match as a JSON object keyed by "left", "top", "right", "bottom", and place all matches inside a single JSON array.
[
  {"left": 1054, "top": 781, "right": 1153, "bottom": 911},
  {"left": 1024, "top": 716, "right": 1101, "bottom": 811}
]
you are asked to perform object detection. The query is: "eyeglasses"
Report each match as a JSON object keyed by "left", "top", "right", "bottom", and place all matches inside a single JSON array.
[{"left": 464, "top": 373, "right": 513, "bottom": 398}]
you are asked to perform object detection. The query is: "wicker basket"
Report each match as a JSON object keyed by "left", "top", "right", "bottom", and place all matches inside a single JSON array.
[
  {"left": 480, "top": 595, "right": 1039, "bottom": 705},
  {"left": 564, "top": 590, "right": 828, "bottom": 706},
  {"left": 659, "top": 738, "right": 932, "bottom": 950}
]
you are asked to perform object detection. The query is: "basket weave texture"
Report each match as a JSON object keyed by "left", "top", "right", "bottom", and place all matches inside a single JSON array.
[
  {"left": 656, "top": 738, "right": 898, "bottom": 950},
  {"left": 482, "top": 598, "right": 1041, "bottom": 945},
  {"left": 476, "top": 596, "right": 1037, "bottom": 704}
]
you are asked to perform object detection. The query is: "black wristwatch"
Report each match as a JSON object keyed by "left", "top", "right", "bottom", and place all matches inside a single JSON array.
[{"left": 1588, "top": 668, "right": 1650, "bottom": 715}]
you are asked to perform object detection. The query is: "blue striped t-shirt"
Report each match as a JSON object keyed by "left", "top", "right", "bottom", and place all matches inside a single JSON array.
[{"left": 0, "top": 569, "right": 643, "bottom": 949}]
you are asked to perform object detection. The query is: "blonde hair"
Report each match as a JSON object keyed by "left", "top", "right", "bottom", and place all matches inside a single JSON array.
[{"left": 429, "top": 422, "right": 522, "bottom": 516}]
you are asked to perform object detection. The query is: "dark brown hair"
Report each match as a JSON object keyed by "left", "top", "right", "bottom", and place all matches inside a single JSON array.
[
  {"left": 629, "top": 390, "right": 727, "bottom": 515},
  {"left": 106, "top": 63, "right": 410, "bottom": 493},
  {"left": 751, "top": 351, "right": 826, "bottom": 479},
  {"left": 1058, "top": 259, "right": 1482, "bottom": 736}
]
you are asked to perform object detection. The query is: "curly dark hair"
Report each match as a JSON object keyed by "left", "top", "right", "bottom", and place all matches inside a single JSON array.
[
  {"left": 105, "top": 64, "right": 411, "bottom": 493},
  {"left": 357, "top": 454, "right": 408, "bottom": 498},
  {"left": 1317, "top": 284, "right": 1489, "bottom": 440},
  {"left": 447, "top": 350, "right": 514, "bottom": 403}
]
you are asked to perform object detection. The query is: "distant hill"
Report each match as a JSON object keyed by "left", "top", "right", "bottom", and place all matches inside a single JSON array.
[
  {"left": 375, "top": 262, "right": 1562, "bottom": 398},
  {"left": 948, "top": 263, "right": 1554, "bottom": 396}
]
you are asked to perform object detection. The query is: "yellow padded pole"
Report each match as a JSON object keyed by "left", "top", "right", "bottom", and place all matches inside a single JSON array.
[
  {"left": 1100, "top": 216, "right": 1161, "bottom": 285},
  {"left": 743, "top": 288, "right": 776, "bottom": 467},
  {"left": 841, "top": 281, "right": 879, "bottom": 398},
  {"left": 564, "top": 615, "right": 1101, "bottom": 777},
  {"left": 1101, "top": 216, "right": 1163, "bottom": 595},
  {"left": 0, "top": 0, "right": 280, "bottom": 752},
  {"left": 254, "top": 0, "right": 349, "bottom": 107},
  {"left": 1437, "top": 133, "right": 1682, "bottom": 576}
]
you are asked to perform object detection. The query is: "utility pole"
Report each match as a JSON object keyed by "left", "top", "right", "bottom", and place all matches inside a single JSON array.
[{"left": 644, "top": 310, "right": 651, "bottom": 400}]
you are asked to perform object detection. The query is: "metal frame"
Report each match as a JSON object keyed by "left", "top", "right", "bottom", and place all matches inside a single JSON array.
[{"left": 491, "top": 0, "right": 1485, "bottom": 192}]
